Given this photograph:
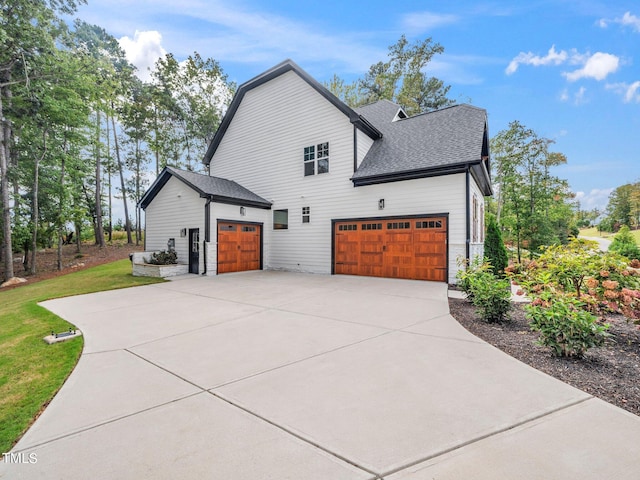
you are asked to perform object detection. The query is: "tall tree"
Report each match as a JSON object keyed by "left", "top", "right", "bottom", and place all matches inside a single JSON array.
[
  {"left": 152, "top": 53, "right": 233, "bottom": 170},
  {"left": 1, "top": 0, "right": 84, "bottom": 280},
  {"left": 490, "top": 121, "right": 575, "bottom": 261},
  {"left": 604, "top": 182, "right": 640, "bottom": 230},
  {"left": 325, "top": 35, "right": 455, "bottom": 115}
]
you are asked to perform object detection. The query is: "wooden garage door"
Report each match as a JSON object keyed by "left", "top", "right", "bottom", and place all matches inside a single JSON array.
[
  {"left": 334, "top": 217, "right": 447, "bottom": 281},
  {"left": 217, "top": 222, "right": 261, "bottom": 274}
]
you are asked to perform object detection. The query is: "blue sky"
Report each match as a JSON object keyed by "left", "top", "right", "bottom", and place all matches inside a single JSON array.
[{"left": 75, "top": 0, "right": 640, "bottom": 212}]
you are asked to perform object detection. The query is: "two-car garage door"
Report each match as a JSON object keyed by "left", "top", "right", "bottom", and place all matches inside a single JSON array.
[{"left": 334, "top": 216, "right": 447, "bottom": 282}]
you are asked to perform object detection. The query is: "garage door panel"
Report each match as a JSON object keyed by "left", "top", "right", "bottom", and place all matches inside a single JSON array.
[
  {"left": 334, "top": 217, "right": 447, "bottom": 282},
  {"left": 217, "top": 222, "right": 261, "bottom": 274}
]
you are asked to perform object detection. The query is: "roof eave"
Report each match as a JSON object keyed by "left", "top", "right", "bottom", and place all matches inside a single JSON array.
[
  {"left": 204, "top": 194, "right": 272, "bottom": 210},
  {"left": 351, "top": 163, "right": 472, "bottom": 187}
]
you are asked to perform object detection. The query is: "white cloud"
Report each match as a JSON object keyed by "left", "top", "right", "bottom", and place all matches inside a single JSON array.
[
  {"left": 118, "top": 30, "right": 167, "bottom": 82},
  {"left": 599, "top": 11, "right": 640, "bottom": 32},
  {"left": 402, "top": 11, "right": 460, "bottom": 34},
  {"left": 606, "top": 81, "right": 640, "bottom": 103},
  {"left": 559, "top": 88, "right": 569, "bottom": 102},
  {"left": 575, "top": 188, "right": 614, "bottom": 211},
  {"left": 559, "top": 87, "right": 588, "bottom": 105},
  {"left": 574, "top": 86, "right": 588, "bottom": 104},
  {"left": 505, "top": 45, "right": 567, "bottom": 74},
  {"left": 562, "top": 52, "right": 620, "bottom": 82},
  {"left": 619, "top": 11, "right": 640, "bottom": 31}
]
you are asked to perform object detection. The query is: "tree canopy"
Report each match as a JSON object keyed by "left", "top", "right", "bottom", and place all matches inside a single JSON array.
[
  {"left": 325, "top": 35, "right": 455, "bottom": 116},
  {"left": 0, "top": 3, "right": 233, "bottom": 280}
]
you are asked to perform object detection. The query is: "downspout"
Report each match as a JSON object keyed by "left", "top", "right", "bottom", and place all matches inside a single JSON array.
[
  {"left": 465, "top": 167, "right": 471, "bottom": 261},
  {"left": 203, "top": 197, "right": 211, "bottom": 275}
]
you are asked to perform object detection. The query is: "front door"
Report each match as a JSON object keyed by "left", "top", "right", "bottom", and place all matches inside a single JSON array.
[{"left": 188, "top": 228, "right": 199, "bottom": 274}]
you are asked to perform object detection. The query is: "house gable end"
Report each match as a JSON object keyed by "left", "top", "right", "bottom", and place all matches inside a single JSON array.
[{"left": 203, "top": 59, "right": 382, "bottom": 166}]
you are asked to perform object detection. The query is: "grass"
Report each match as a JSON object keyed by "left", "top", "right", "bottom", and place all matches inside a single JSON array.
[
  {"left": 0, "top": 260, "right": 165, "bottom": 453},
  {"left": 580, "top": 227, "right": 640, "bottom": 243},
  {"left": 579, "top": 227, "right": 614, "bottom": 238}
]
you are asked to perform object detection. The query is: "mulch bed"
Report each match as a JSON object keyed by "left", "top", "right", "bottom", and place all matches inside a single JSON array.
[
  {"left": 1, "top": 243, "right": 143, "bottom": 289},
  {"left": 449, "top": 296, "right": 640, "bottom": 417}
]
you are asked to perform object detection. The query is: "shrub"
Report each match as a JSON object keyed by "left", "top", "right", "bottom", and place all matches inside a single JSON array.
[
  {"left": 609, "top": 225, "right": 640, "bottom": 261},
  {"left": 511, "top": 238, "right": 640, "bottom": 321},
  {"left": 468, "top": 273, "right": 512, "bottom": 323},
  {"left": 457, "top": 256, "right": 512, "bottom": 323},
  {"left": 484, "top": 216, "right": 508, "bottom": 276},
  {"left": 526, "top": 294, "right": 609, "bottom": 357},
  {"left": 146, "top": 250, "right": 177, "bottom": 265},
  {"left": 456, "top": 256, "right": 490, "bottom": 300}
]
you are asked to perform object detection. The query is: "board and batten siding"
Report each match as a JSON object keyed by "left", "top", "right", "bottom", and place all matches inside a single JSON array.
[
  {"left": 210, "top": 70, "right": 471, "bottom": 283},
  {"left": 469, "top": 173, "right": 486, "bottom": 263},
  {"left": 144, "top": 176, "right": 205, "bottom": 272}
]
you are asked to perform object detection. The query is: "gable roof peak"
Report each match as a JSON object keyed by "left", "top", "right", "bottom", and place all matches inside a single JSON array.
[{"left": 203, "top": 60, "right": 382, "bottom": 166}]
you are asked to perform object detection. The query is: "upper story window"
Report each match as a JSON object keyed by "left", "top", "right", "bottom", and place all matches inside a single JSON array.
[{"left": 304, "top": 142, "right": 329, "bottom": 176}]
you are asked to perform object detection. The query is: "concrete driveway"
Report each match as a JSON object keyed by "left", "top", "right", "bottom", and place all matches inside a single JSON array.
[{"left": 3, "top": 271, "right": 640, "bottom": 479}]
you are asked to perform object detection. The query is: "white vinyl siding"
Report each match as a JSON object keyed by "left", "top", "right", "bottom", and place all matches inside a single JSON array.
[
  {"left": 209, "top": 70, "right": 471, "bottom": 283},
  {"left": 356, "top": 129, "right": 374, "bottom": 169},
  {"left": 145, "top": 176, "right": 205, "bottom": 272}
]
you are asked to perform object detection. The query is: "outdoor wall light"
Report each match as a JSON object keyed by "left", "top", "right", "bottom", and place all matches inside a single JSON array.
[
  {"left": 378, "top": 199, "right": 385, "bottom": 210},
  {"left": 240, "top": 206, "right": 246, "bottom": 216}
]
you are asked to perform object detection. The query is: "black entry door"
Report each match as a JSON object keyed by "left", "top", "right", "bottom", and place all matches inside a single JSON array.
[{"left": 188, "top": 228, "right": 199, "bottom": 274}]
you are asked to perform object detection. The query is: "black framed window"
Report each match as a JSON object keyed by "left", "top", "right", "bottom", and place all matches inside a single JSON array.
[
  {"left": 274, "top": 209, "right": 288, "bottom": 230},
  {"left": 302, "top": 206, "right": 310, "bottom": 223},
  {"left": 303, "top": 142, "right": 329, "bottom": 176}
]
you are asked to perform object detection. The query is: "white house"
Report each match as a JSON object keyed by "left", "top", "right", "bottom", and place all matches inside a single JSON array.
[{"left": 139, "top": 59, "right": 492, "bottom": 283}]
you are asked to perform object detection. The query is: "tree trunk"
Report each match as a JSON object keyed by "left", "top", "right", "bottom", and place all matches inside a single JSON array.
[
  {"left": 29, "top": 130, "right": 47, "bottom": 275},
  {"left": 135, "top": 139, "right": 141, "bottom": 246},
  {"left": 106, "top": 114, "right": 112, "bottom": 242},
  {"left": 0, "top": 80, "right": 14, "bottom": 281},
  {"left": 75, "top": 222, "right": 82, "bottom": 254},
  {"left": 57, "top": 146, "right": 66, "bottom": 270},
  {"left": 95, "top": 110, "right": 105, "bottom": 247},
  {"left": 111, "top": 112, "right": 133, "bottom": 244}
]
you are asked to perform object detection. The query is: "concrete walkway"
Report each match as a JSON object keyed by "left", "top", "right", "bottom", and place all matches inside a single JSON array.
[
  {"left": 2, "top": 272, "right": 640, "bottom": 479},
  {"left": 580, "top": 235, "right": 612, "bottom": 252}
]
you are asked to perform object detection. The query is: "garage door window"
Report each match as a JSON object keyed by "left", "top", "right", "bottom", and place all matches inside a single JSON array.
[
  {"left": 361, "top": 223, "right": 382, "bottom": 230},
  {"left": 416, "top": 220, "right": 443, "bottom": 229}
]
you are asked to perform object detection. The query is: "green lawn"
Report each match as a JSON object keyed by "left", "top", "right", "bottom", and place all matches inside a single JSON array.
[
  {"left": 580, "top": 227, "right": 640, "bottom": 243},
  {"left": 0, "top": 260, "right": 165, "bottom": 453}
]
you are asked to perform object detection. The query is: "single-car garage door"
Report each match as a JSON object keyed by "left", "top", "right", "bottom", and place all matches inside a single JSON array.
[
  {"left": 217, "top": 222, "right": 261, "bottom": 274},
  {"left": 334, "top": 217, "right": 447, "bottom": 282}
]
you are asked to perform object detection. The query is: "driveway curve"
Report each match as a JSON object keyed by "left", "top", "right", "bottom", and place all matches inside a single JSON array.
[{"left": 2, "top": 271, "right": 640, "bottom": 479}]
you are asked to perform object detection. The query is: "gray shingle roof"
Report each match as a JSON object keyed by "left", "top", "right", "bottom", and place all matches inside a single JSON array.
[
  {"left": 139, "top": 167, "right": 272, "bottom": 210},
  {"left": 353, "top": 100, "right": 488, "bottom": 181}
]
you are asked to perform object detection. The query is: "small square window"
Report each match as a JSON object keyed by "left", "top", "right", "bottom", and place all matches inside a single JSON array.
[
  {"left": 274, "top": 209, "right": 288, "bottom": 230},
  {"left": 302, "top": 206, "right": 310, "bottom": 224}
]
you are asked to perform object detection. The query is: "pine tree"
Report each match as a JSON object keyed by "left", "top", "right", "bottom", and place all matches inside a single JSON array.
[
  {"left": 485, "top": 216, "right": 509, "bottom": 276},
  {"left": 609, "top": 225, "right": 640, "bottom": 260}
]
